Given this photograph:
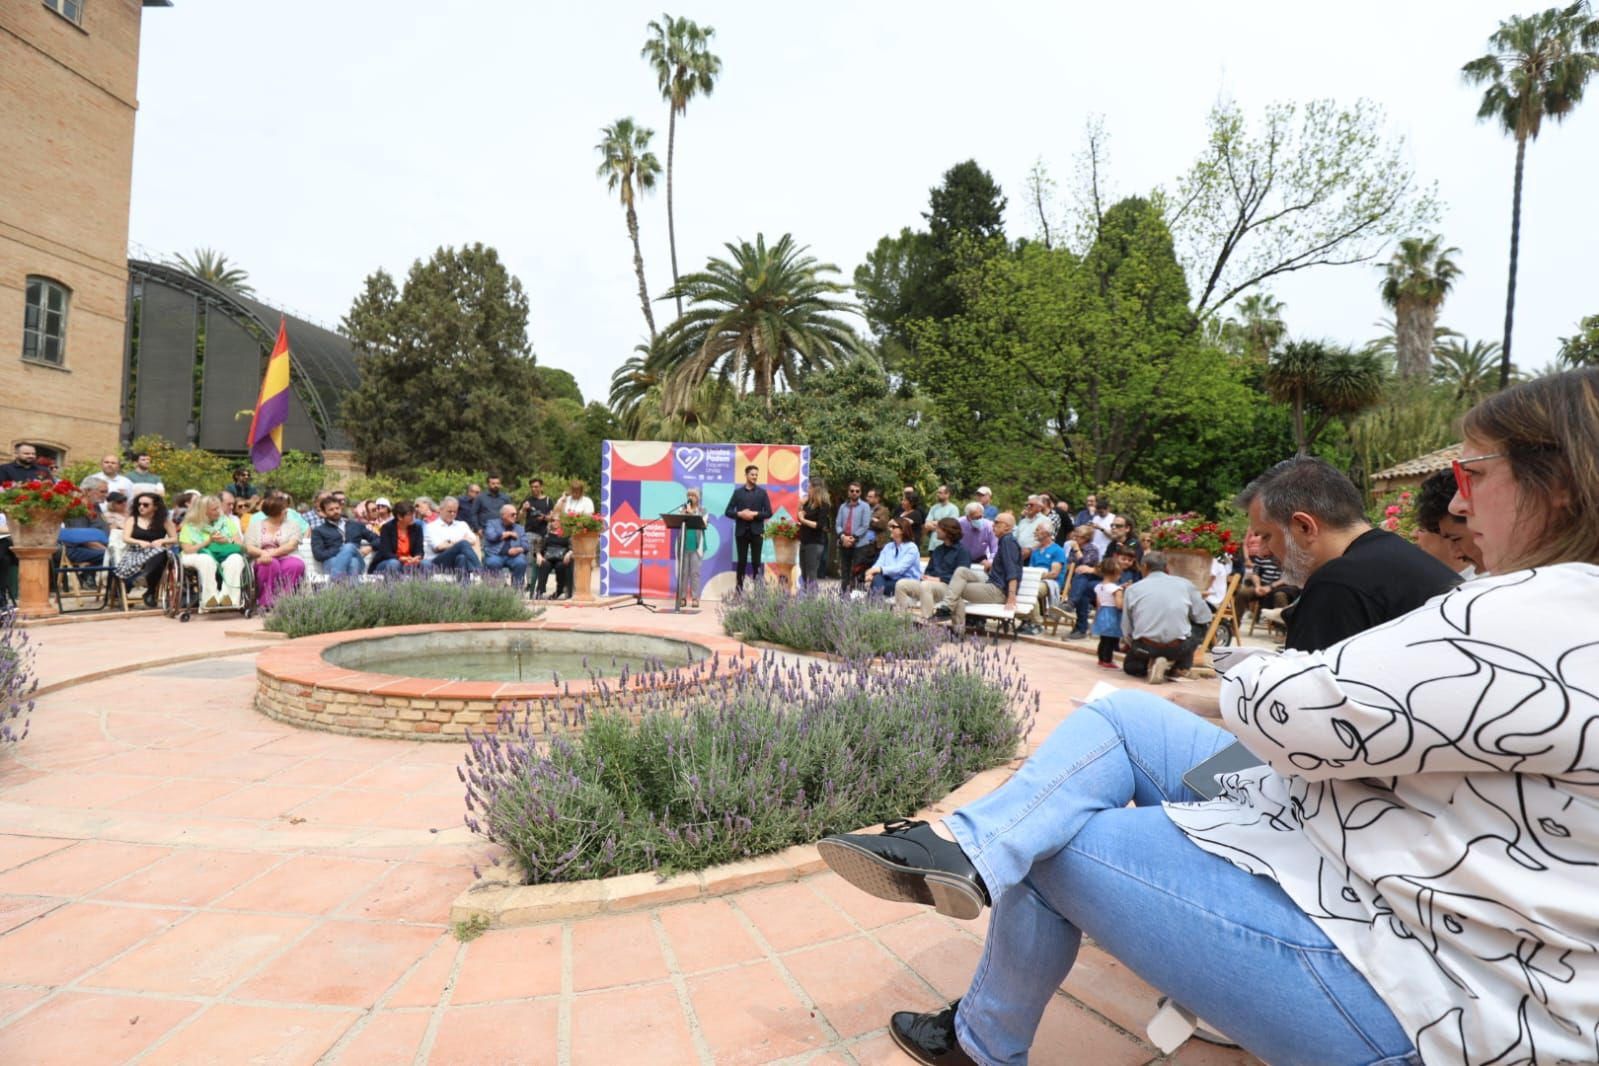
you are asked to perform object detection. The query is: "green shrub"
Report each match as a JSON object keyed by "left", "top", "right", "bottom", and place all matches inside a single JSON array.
[
  {"left": 463, "top": 641, "right": 1037, "bottom": 882},
  {"left": 263, "top": 577, "right": 536, "bottom": 638},
  {"left": 719, "top": 585, "right": 942, "bottom": 659},
  {"left": 1097, "top": 481, "right": 1168, "bottom": 534}
]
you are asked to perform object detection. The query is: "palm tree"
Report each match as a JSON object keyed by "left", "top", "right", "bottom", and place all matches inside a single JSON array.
[
  {"left": 1221, "top": 292, "right": 1287, "bottom": 362},
  {"left": 1264, "top": 339, "right": 1389, "bottom": 455},
  {"left": 1432, "top": 338, "right": 1505, "bottom": 403},
  {"left": 658, "top": 234, "right": 861, "bottom": 411},
  {"left": 642, "top": 14, "right": 721, "bottom": 319},
  {"left": 174, "top": 248, "right": 255, "bottom": 295},
  {"left": 1379, "top": 236, "right": 1462, "bottom": 381},
  {"left": 1463, "top": 2, "right": 1599, "bottom": 387},
  {"left": 595, "top": 118, "right": 663, "bottom": 340}
]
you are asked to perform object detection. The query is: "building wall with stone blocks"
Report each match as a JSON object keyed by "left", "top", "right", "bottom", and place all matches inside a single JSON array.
[{"left": 0, "top": 1, "right": 152, "bottom": 465}]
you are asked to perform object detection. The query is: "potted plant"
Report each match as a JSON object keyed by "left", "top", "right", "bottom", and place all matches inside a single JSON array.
[
  {"left": 765, "top": 516, "right": 801, "bottom": 566},
  {"left": 0, "top": 478, "right": 89, "bottom": 548},
  {"left": 557, "top": 512, "right": 605, "bottom": 603},
  {"left": 1147, "top": 513, "right": 1236, "bottom": 592}
]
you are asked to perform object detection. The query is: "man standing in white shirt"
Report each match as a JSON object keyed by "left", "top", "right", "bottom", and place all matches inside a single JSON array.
[
  {"left": 98, "top": 455, "right": 134, "bottom": 500},
  {"left": 1089, "top": 497, "right": 1117, "bottom": 554},
  {"left": 423, "top": 496, "right": 481, "bottom": 573}
]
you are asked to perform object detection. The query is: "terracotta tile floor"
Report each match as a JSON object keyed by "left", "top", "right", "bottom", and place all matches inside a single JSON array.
[{"left": 0, "top": 607, "right": 1262, "bottom": 1064}]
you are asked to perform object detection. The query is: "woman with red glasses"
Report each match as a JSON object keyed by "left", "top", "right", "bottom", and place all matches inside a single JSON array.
[{"left": 818, "top": 368, "right": 1599, "bottom": 1066}]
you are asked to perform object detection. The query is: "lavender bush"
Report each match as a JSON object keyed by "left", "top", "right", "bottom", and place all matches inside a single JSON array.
[
  {"left": 720, "top": 584, "right": 942, "bottom": 660},
  {"left": 461, "top": 640, "right": 1037, "bottom": 883},
  {"left": 263, "top": 575, "right": 535, "bottom": 638},
  {"left": 1, "top": 609, "right": 36, "bottom": 746}
]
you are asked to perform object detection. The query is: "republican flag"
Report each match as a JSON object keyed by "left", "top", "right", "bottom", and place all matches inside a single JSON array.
[{"left": 247, "top": 317, "right": 292, "bottom": 471}]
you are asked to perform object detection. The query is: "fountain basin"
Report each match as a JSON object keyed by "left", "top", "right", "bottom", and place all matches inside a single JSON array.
[{"left": 255, "top": 621, "right": 752, "bottom": 741}]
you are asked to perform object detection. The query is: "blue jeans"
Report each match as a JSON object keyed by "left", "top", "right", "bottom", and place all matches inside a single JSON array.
[
  {"left": 431, "top": 541, "right": 480, "bottom": 572},
  {"left": 946, "top": 692, "right": 1417, "bottom": 1066},
  {"left": 484, "top": 552, "right": 529, "bottom": 587},
  {"left": 1067, "top": 572, "right": 1096, "bottom": 633},
  {"left": 870, "top": 572, "right": 901, "bottom": 598},
  {"left": 322, "top": 542, "right": 366, "bottom": 579}
]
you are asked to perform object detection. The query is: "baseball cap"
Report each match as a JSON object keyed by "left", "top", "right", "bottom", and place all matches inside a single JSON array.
[
  {"left": 374, "top": 497, "right": 392, "bottom": 508},
  {"left": 977, "top": 486, "right": 992, "bottom": 496}
]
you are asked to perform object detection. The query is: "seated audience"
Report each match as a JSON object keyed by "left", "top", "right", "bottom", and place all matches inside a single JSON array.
[
  {"left": 424, "top": 496, "right": 481, "bottom": 572},
  {"left": 57, "top": 481, "right": 111, "bottom": 582},
  {"left": 1064, "top": 525, "right": 1102, "bottom": 638},
  {"left": 1204, "top": 552, "right": 1231, "bottom": 612},
  {"left": 895, "top": 517, "right": 971, "bottom": 620},
  {"left": 1014, "top": 496, "right": 1046, "bottom": 559},
  {"left": 1235, "top": 529, "right": 1294, "bottom": 616},
  {"left": 535, "top": 519, "right": 574, "bottom": 599},
  {"left": 244, "top": 496, "right": 305, "bottom": 609},
  {"left": 371, "top": 500, "right": 426, "bottom": 576},
  {"left": 482, "top": 503, "right": 531, "bottom": 588},
  {"left": 413, "top": 496, "right": 437, "bottom": 524},
  {"left": 1026, "top": 523, "right": 1068, "bottom": 625},
  {"left": 178, "top": 494, "right": 246, "bottom": 608},
  {"left": 865, "top": 517, "right": 923, "bottom": 598},
  {"left": 311, "top": 495, "right": 377, "bottom": 579},
  {"left": 115, "top": 491, "right": 177, "bottom": 607},
  {"left": 941, "top": 511, "right": 1038, "bottom": 629},
  {"left": 957, "top": 502, "right": 997, "bottom": 568}
]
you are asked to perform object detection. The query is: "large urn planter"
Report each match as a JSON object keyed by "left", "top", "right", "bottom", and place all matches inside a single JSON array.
[
  {"left": 9, "top": 515, "right": 63, "bottom": 618},
  {"left": 570, "top": 531, "right": 600, "bottom": 603},
  {"left": 769, "top": 536, "right": 799, "bottom": 593},
  {"left": 11, "top": 514, "right": 64, "bottom": 549},
  {"left": 1163, "top": 548, "right": 1214, "bottom": 594}
]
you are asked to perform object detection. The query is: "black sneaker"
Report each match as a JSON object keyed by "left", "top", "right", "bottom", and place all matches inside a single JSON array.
[
  {"left": 817, "top": 819, "right": 989, "bottom": 920},
  {"left": 890, "top": 1001, "right": 976, "bottom": 1065}
]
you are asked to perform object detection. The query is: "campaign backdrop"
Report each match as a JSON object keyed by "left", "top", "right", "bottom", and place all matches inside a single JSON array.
[{"left": 599, "top": 441, "right": 810, "bottom": 598}]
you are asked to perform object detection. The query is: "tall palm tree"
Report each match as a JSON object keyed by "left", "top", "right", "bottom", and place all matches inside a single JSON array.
[
  {"left": 595, "top": 118, "right": 663, "bottom": 340},
  {"left": 1379, "top": 236, "right": 1462, "bottom": 381},
  {"left": 642, "top": 14, "right": 721, "bottom": 319},
  {"left": 1221, "top": 292, "right": 1287, "bottom": 362},
  {"left": 1264, "top": 339, "right": 1389, "bottom": 455},
  {"left": 174, "top": 248, "right": 255, "bottom": 295},
  {"left": 1432, "top": 338, "right": 1505, "bottom": 403},
  {"left": 1463, "top": 1, "right": 1599, "bottom": 386},
  {"left": 658, "top": 234, "right": 861, "bottom": 411}
]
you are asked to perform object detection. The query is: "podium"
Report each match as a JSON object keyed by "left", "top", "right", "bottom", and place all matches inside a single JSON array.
[{"left": 660, "top": 511, "right": 707, "bottom": 612}]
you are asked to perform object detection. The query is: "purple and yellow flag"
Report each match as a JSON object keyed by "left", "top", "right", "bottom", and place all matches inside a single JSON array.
[{"left": 247, "top": 318, "right": 291, "bottom": 471}]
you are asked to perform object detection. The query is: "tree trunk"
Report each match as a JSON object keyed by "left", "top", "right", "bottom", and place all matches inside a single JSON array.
[
  {"left": 1501, "top": 135, "right": 1526, "bottom": 389},
  {"left": 627, "top": 204, "right": 657, "bottom": 341},
  {"left": 1396, "top": 301, "right": 1431, "bottom": 381},
  {"left": 666, "top": 108, "right": 682, "bottom": 320}
]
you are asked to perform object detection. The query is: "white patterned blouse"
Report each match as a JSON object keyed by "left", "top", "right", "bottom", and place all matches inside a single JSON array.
[{"left": 1165, "top": 564, "right": 1599, "bottom": 1065}]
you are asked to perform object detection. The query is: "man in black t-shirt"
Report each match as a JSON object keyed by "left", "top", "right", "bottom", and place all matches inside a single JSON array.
[
  {"left": 1238, "top": 457, "right": 1460, "bottom": 653},
  {"left": 519, "top": 477, "right": 555, "bottom": 558}
]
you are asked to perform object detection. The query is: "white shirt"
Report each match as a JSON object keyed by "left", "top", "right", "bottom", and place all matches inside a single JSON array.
[
  {"left": 1165, "top": 564, "right": 1599, "bottom": 1065},
  {"left": 1014, "top": 513, "right": 1042, "bottom": 553},
  {"left": 1089, "top": 511, "right": 1116, "bottom": 553},
  {"left": 1204, "top": 557, "right": 1230, "bottom": 607},
  {"left": 100, "top": 473, "right": 134, "bottom": 498},
  {"left": 423, "top": 517, "right": 474, "bottom": 560},
  {"left": 556, "top": 494, "right": 594, "bottom": 517}
]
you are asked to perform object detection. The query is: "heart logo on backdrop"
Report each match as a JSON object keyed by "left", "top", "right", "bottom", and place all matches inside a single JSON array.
[
  {"left": 611, "top": 521, "right": 642, "bottom": 546},
  {"left": 675, "top": 447, "right": 705, "bottom": 472}
]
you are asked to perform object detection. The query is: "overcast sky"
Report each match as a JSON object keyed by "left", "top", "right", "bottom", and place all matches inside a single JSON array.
[{"left": 129, "top": 1, "right": 1597, "bottom": 406}]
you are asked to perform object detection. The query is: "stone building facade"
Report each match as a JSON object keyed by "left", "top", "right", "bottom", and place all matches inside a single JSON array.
[{"left": 0, "top": 0, "right": 167, "bottom": 467}]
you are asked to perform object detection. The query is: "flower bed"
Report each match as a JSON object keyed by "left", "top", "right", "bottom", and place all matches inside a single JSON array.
[
  {"left": 263, "top": 576, "right": 535, "bottom": 638},
  {"left": 0, "top": 609, "right": 35, "bottom": 745},
  {"left": 461, "top": 641, "right": 1036, "bottom": 884},
  {"left": 719, "top": 584, "right": 941, "bottom": 660}
]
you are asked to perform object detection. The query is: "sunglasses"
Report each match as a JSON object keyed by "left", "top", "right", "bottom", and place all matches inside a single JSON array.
[{"left": 1452, "top": 452, "right": 1504, "bottom": 503}]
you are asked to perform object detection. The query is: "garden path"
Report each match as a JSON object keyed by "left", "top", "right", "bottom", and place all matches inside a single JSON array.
[{"left": 0, "top": 606, "right": 1257, "bottom": 1065}]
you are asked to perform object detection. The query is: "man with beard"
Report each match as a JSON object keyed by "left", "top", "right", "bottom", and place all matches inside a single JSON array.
[{"left": 1239, "top": 457, "right": 1459, "bottom": 653}]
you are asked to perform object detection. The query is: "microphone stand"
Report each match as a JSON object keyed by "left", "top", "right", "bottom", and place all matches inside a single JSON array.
[{"left": 609, "top": 515, "right": 662, "bottom": 612}]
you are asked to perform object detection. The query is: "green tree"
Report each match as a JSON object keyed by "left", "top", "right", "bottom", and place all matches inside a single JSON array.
[
  {"left": 1463, "top": 2, "right": 1599, "bottom": 386},
  {"left": 1379, "top": 235, "right": 1462, "bottom": 381},
  {"left": 1265, "top": 339, "right": 1389, "bottom": 455},
  {"left": 595, "top": 117, "right": 664, "bottom": 340},
  {"left": 658, "top": 233, "right": 861, "bottom": 410},
  {"left": 1219, "top": 292, "right": 1288, "bottom": 363},
  {"left": 1557, "top": 312, "right": 1599, "bottom": 367},
  {"left": 173, "top": 248, "right": 254, "bottom": 295},
  {"left": 641, "top": 13, "right": 721, "bottom": 319},
  {"left": 1167, "top": 98, "right": 1440, "bottom": 320},
  {"left": 1432, "top": 337, "right": 1505, "bottom": 402},
  {"left": 852, "top": 228, "right": 939, "bottom": 372},
  {"left": 338, "top": 244, "right": 544, "bottom": 475}
]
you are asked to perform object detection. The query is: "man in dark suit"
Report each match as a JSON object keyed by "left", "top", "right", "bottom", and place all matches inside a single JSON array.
[{"left": 724, "top": 464, "right": 772, "bottom": 593}]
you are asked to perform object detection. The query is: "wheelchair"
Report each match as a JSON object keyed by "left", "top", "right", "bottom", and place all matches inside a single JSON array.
[{"left": 160, "top": 547, "right": 257, "bottom": 622}]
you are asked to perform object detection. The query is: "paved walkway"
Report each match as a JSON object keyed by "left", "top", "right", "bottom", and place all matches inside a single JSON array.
[{"left": 0, "top": 605, "right": 1259, "bottom": 1064}]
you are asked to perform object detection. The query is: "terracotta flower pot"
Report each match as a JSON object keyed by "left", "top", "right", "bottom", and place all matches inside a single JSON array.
[
  {"left": 10, "top": 513, "right": 64, "bottom": 550},
  {"left": 1162, "top": 548, "right": 1214, "bottom": 594},
  {"left": 772, "top": 537, "right": 799, "bottom": 565}
]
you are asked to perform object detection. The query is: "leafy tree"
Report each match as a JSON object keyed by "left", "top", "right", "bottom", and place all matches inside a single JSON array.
[
  {"left": 1432, "top": 337, "right": 1505, "bottom": 402},
  {"left": 719, "top": 356, "right": 959, "bottom": 498},
  {"left": 641, "top": 13, "right": 721, "bottom": 318},
  {"left": 1219, "top": 292, "right": 1288, "bottom": 363},
  {"left": 1557, "top": 312, "right": 1599, "bottom": 367},
  {"left": 852, "top": 228, "right": 939, "bottom": 371},
  {"left": 1264, "top": 339, "right": 1389, "bottom": 455},
  {"left": 658, "top": 233, "right": 861, "bottom": 410},
  {"left": 1379, "top": 235, "right": 1462, "bottom": 381},
  {"left": 533, "top": 366, "right": 583, "bottom": 405},
  {"left": 1022, "top": 157, "right": 1060, "bottom": 249},
  {"left": 1167, "top": 98, "right": 1440, "bottom": 320},
  {"left": 595, "top": 117, "right": 663, "bottom": 340},
  {"left": 339, "top": 244, "right": 544, "bottom": 475},
  {"left": 173, "top": 248, "right": 254, "bottom": 295},
  {"left": 1463, "top": 1, "right": 1599, "bottom": 386},
  {"left": 926, "top": 160, "right": 1008, "bottom": 252}
]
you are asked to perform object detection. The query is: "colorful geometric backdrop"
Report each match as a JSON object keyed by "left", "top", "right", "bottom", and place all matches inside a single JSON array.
[{"left": 599, "top": 441, "right": 811, "bottom": 598}]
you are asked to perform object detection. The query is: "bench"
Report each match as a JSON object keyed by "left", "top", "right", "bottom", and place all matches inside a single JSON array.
[{"left": 964, "top": 566, "right": 1048, "bottom": 637}]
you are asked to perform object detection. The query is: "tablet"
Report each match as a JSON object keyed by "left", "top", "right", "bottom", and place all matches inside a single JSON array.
[{"left": 1181, "top": 740, "right": 1267, "bottom": 799}]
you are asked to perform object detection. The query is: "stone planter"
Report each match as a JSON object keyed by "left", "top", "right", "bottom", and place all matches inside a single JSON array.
[
  {"left": 570, "top": 531, "right": 599, "bottom": 603},
  {"left": 771, "top": 537, "right": 798, "bottom": 565},
  {"left": 1163, "top": 548, "right": 1214, "bottom": 594},
  {"left": 10, "top": 513, "right": 63, "bottom": 550}
]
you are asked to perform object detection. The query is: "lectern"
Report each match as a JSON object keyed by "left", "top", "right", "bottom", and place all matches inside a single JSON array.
[{"left": 660, "top": 510, "right": 707, "bottom": 612}]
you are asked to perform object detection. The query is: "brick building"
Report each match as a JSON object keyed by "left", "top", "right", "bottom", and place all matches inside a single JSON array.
[{"left": 0, "top": 0, "right": 169, "bottom": 468}]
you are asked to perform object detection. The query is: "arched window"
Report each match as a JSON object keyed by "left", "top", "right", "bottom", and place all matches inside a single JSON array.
[{"left": 23, "top": 277, "right": 71, "bottom": 367}]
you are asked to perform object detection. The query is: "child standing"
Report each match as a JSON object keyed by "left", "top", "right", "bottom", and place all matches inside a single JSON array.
[{"left": 1090, "top": 556, "right": 1125, "bottom": 668}]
